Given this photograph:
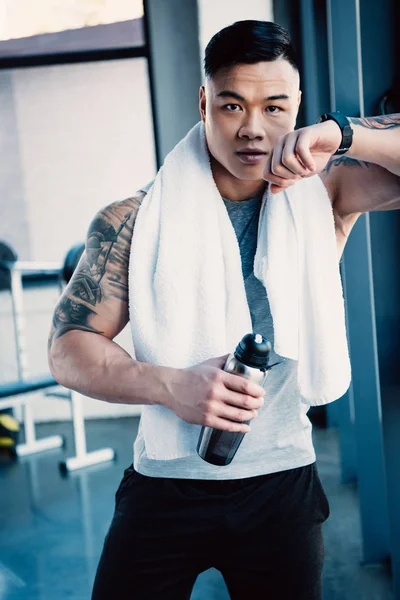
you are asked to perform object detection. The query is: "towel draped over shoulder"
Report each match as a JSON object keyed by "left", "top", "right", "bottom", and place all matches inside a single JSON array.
[{"left": 128, "top": 122, "right": 351, "bottom": 460}]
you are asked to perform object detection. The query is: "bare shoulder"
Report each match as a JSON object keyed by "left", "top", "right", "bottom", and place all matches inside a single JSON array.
[
  {"left": 48, "top": 190, "right": 146, "bottom": 347},
  {"left": 85, "top": 190, "right": 146, "bottom": 301},
  {"left": 90, "top": 190, "right": 146, "bottom": 247},
  {"left": 97, "top": 191, "right": 145, "bottom": 229}
]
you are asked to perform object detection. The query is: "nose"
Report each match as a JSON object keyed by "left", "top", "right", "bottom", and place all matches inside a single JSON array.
[{"left": 238, "top": 111, "right": 265, "bottom": 141}]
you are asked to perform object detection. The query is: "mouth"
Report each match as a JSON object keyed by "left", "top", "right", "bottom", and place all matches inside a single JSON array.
[{"left": 236, "top": 151, "right": 267, "bottom": 165}]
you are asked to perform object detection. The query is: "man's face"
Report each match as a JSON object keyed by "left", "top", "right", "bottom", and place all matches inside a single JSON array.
[{"left": 199, "top": 59, "right": 301, "bottom": 184}]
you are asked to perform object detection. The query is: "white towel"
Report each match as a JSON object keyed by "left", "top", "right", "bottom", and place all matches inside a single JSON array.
[{"left": 129, "top": 121, "right": 351, "bottom": 460}]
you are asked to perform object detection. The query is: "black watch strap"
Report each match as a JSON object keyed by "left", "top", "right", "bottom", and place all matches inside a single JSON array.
[{"left": 317, "top": 111, "right": 353, "bottom": 155}]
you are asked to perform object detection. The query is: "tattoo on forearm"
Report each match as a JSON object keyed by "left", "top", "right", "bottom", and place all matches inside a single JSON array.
[
  {"left": 324, "top": 156, "right": 370, "bottom": 175},
  {"left": 49, "top": 194, "right": 143, "bottom": 346},
  {"left": 349, "top": 114, "right": 400, "bottom": 130}
]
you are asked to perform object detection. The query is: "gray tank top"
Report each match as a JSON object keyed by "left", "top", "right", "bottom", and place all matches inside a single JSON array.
[{"left": 133, "top": 189, "right": 316, "bottom": 479}]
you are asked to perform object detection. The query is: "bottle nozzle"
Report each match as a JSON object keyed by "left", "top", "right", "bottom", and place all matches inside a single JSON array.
[{"left": 234, "top": 333, "right": 272, "bottom": 369}]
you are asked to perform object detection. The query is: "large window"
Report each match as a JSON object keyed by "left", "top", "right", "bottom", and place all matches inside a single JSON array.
[
  {"left": 0, "top": 2, "right": 155, "bottom": 422},
  {"left": 0, "top": 2, "right": 154, "bottom": 265},
  {"left": 0, "top": 0, "right": 143, "bottom": 40}
]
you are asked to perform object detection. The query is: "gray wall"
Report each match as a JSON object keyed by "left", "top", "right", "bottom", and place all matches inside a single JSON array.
[
  {"left": 0, "top": 70, "right": 32, "bottom": 258},
  {"left": 0, "top": 57, "right": 156, "bottom": 420},
  {"left": 0, "top": 57, "right": 156, "bottom": 263}
]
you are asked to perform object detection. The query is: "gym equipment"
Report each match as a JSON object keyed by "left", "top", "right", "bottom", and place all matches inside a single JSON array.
[
  {"left": 0, "top": 242, "right": 64, "bottom": 455},
  {"left": 0, "top": 241, "right": 116, "bottom": 472},
  {"left": 0, "top": 413, "right": 20, "bottom": 448},
  {"left": 0, "top": 377, "right": 64, "bottom": 456},
  {"left": 61, "top": 242, "right": 85, "bottom": 284},
  {"left": 0, "top": 241, "right": 17, "bottom": 292}
]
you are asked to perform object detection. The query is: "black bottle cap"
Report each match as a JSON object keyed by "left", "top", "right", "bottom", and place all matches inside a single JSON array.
[{"left": 234, "top": 333, "right": 271, "bottom": 370}]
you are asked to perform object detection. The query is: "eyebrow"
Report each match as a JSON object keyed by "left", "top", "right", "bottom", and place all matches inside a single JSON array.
[{"left": 216, "top": 90, "right": 290, "bottom": 102}]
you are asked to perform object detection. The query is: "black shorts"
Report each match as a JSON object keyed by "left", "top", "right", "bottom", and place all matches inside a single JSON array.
[{"left": 91, "top": 462, "right": 330, "bottom": 600}]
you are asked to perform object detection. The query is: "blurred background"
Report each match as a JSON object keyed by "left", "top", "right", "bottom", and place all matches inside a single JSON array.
[{"left": 1, "top": 0, "right": 400, "bottom": 599}]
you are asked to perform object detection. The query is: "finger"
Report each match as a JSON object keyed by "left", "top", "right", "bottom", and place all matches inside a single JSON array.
[
  {"left": 220, "top": 387, "right": 264, "bottom": 410},
  {"left": 208, "top": 415, "right": 251, "bottom": 434},
  {"left": 295, "top": 134, "right": 316, "bottom": 170},
  {"left": 222, "top": 371, "right": 265, "bottom": 398},
  {"left": 282, "top": 134, "right": 312, "bottom": 176},
  {"left": 295, "top": 152, "right": 310, "bottom": 171},
  {"left": 218, "top": 403, "right": 259, "bottom": 422},
  {"left": 271, "top": 142, "right": 299, "bottom": 180},
  {"left": 263, "top": 174, "right": 299, "bottom": 196},
  {"left": 270, "top": 183, "right": 294, "bottom": 194},
  {"left": 262, "top": 152, "right": 273, "bottom": 181},
  {"left": 269, "top": 178, "right": 300, "bottom": 193},
  {"left": 265, "top": 174, "right": 299, "bottom": 190}
]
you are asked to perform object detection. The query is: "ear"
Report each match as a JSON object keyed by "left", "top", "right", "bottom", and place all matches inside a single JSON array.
[
  {"left": 293, "top": 90, "right": 302, "bottom": 128},
  {"left": 199, "top": 86, "right": 206, "bottom": 123},
  {"left": 297, "top": 90, "right": 302, "bottom": 108}
]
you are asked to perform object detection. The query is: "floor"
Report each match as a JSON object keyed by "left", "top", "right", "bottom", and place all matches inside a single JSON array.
[{"left": 0, "top": 418, "right": 394, "bottom": 600}]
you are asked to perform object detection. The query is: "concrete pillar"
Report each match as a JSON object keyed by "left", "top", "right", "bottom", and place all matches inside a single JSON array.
[{"left": 144, "top": 0, "right": 202, "bottom": 166}]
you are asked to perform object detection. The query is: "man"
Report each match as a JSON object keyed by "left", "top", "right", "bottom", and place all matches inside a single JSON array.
[{"left": 48, "top": 20, "right": 400, "bottom": 600}]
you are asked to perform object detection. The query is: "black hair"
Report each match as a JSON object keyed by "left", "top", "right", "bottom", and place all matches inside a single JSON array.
[{"left": 204, "top": 20, "right": 299, "bottom": 79}]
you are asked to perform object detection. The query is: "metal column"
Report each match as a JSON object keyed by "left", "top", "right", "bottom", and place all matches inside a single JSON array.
[
  {"left": 143, "top": 0, "right": 202, "bottom": 166},
  {"left": 359, "top": 0, "right": 400, "bottom": 591},
  {"left": 275, "top": 0, "right": 359, "bottom": 480},
  {"left": 327, "top": 0, "right": 393, "bottom": 565}
]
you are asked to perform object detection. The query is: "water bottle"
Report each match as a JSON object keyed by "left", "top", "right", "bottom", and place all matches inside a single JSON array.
[{"left": 197, "top": 333, "right": 272, "bottom": 466}]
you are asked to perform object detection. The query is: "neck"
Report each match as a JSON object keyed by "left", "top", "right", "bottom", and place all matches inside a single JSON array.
[{"left": 210, "top": 156, "right": 267, "bottom": 201}]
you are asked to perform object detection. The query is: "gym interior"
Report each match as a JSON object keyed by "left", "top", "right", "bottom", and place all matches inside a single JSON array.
[{"left": 1, "top": 1, "right": 400, "bottom": 599}]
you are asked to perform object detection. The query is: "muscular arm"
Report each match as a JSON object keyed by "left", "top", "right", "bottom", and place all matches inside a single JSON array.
[
  {"left": 319, "top": 115, "right": 400, "bottom": 256},
  {"left": 48, "top": 192, "right": 182, "bottom": 407},
  {"left": 48, "top": 192, "right": 265, "bottom": 432},
  {"left": 49, "top": 198, "right": 137, "bottom": 345},
  {"left": 263, "top": 112, "right": 400, "bottom": 257},
  {"left": 321, "top": 114, "right": 400, "bottom": 214},
  {"left": 347, "top": 114, "right": 400, "bottom": 177}
]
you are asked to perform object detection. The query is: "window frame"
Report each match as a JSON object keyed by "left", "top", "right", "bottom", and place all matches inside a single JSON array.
[{"left": 0, "top": 18, "right": 147, "bottom": 68}]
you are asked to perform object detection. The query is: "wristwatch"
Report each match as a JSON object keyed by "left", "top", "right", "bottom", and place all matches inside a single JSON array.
[{"left": 317, "top": 111, "right": 353, "bottom": 155}]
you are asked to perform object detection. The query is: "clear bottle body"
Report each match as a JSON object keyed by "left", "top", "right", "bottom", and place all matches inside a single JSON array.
[{"left": 196, "top": 353, "right": 268, "bottom": 466}]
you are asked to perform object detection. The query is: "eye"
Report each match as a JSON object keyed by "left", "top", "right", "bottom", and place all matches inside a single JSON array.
[
  {"left": 223, "top": 103, "right": 242, "bottom": 112},
  {"left": 266, "top": 106, "right": 281, "bottom": 114}
]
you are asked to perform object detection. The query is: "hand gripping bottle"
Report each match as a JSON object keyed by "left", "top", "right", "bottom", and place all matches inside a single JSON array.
[{"left": 197, "top": 333, "right": 272, "bottom": 466}]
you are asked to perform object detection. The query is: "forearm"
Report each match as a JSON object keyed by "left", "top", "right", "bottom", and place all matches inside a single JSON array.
[
  {"left": 347, "top": 114, "right": 400, "bottom": 176},
  {"left": 48, "top": 330, "right": 182, "bottom": 407}
]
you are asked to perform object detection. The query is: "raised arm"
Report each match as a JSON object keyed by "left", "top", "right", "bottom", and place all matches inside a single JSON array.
[
  {"left": 321, "top": 114, "right": 400, "bottom": 217},
  {"left": 346, "top": 114, "right": 400, "bottom": 177},
  {"left": 262, "top": 113, "right": 400, "bottom": 255}
]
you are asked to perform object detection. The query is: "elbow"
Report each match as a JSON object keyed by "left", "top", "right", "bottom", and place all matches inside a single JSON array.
[
  {"left": 48, "top": 338, "right": 70, "bottom": 389},
  {"left": 48, "top": 352, "right": 61, "bottom": 385},
  {"left": 48, "top": 355, "right": 64, "bottom": 389}
]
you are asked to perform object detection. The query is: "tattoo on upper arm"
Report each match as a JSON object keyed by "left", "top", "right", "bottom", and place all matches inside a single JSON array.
[
  {"left": 49, "top": 194, "right": 143, "bottom": 346},
  {"left": 49, "top": 295, "right": 103, "bottom": 347},
  {"left": 324, "top": 156, "right": 370, "bottom": 175},
  {"left": 84, "top": 207, "right": 133, "bottom": 301},
  {"left": 349, "top": 114, "right": 400, "bottom": 129}
]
